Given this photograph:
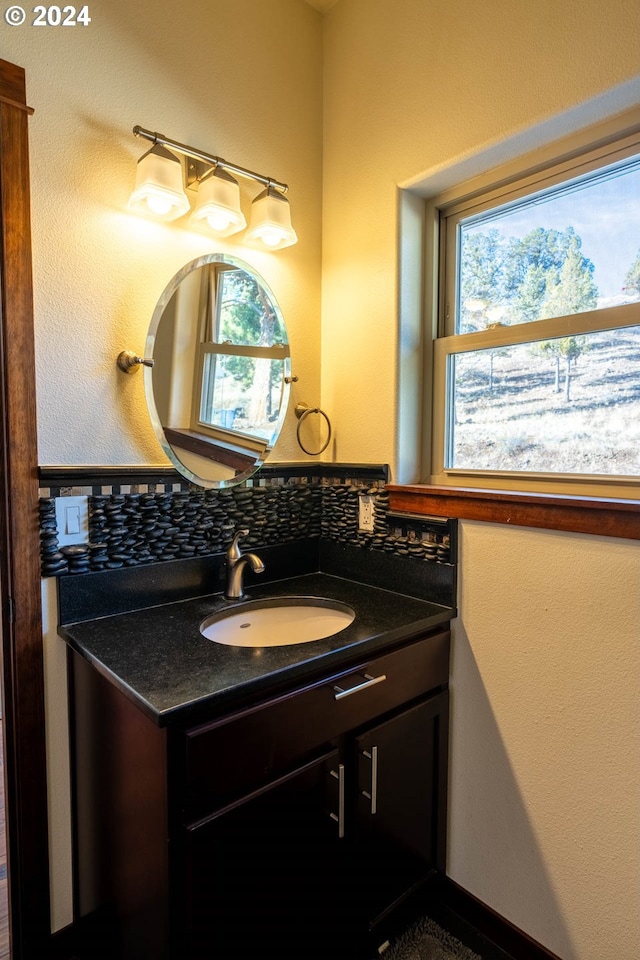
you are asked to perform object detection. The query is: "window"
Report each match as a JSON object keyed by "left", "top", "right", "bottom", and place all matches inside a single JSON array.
[
  {"left": 193, "top": 264, "right": 289, "bottom": 447},
  {"left": 430, "top": 126, "right": 640, "bottom": 497}
]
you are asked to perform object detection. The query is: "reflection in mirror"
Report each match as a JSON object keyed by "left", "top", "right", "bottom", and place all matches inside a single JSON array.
[{"left": 144, "top": 254, "right": 291, "bottom": 487}]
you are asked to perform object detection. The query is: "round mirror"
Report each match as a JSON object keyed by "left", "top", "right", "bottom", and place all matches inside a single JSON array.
[{"left": 144, "top": 253, "right": 291, "bottom": 488}]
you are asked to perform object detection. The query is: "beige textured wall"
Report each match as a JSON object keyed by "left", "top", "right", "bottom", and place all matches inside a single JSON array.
[
  {"left": 320, "top": 1, "right": 640, "bottom": 958},
  {"left": 3, "top": 0, "right": 323, "bottom": 932},
  {"left": 452, "top": 523, "right": 640, "bottom": 959},
  {"left": 3, "top": 0, "right": 323, "bottom": 467}
]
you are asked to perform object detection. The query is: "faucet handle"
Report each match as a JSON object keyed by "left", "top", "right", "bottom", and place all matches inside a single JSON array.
[{"left": 228, "top": 528, "right": 250, "bottom": 560}]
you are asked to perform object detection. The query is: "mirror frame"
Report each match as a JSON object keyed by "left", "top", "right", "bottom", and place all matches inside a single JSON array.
[{"left": 144, "top": 253, "right": 291, "bottom": 488}]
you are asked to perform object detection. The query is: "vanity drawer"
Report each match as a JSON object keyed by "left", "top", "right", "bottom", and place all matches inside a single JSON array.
[{"left": 182, "top": 628, "right": 450, "bottom": 813}]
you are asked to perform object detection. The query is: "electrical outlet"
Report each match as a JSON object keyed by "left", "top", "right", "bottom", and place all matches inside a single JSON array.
[
  {"left": 358, "top": 494, "right": 375, "bottom": 532},
  {"left": 55, "top": 496, "right": 89, "bottom": 546}
]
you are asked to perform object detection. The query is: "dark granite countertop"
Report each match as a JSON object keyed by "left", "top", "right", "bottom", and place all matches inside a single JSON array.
[{"left": 59, "top": 572, "right": 453, "bottom": 727}]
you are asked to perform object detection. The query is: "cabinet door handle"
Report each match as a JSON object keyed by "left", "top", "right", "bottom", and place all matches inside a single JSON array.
[
  {"left": 362, "top": 745, "right": 378, "bottom": 815},
  {"left": 333, "top": 673, "right": 387, "bottom": 701},
  {"left": 329, "top": 764, "right": 345, "bottom": 838}
]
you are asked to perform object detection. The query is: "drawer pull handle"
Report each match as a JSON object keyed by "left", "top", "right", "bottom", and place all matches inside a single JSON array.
[
  {"left": 329, "top": 764, "right": 345, "bottom": 838},
  {"left": 362, "top": 745, "right": 378, "bottom": 814},
  {"left": 333, "top": 673, "right": 387, "bottom": 701}
]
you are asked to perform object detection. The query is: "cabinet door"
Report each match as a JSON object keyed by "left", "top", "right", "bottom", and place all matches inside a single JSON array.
[
  {"left": 182, "top": 747, "right": 363, "bottom": 959},
  {"left": 352, "top": 690, "right": 449, "bottom": 928}
]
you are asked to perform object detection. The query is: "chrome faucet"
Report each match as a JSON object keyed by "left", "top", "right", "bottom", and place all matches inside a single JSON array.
[{"left": 225, "top": 528, "right": 265, "bottom": 600}]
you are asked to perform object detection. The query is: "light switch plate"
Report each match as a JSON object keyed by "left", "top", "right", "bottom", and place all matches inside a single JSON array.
[{"left": 55, "top": 495, "right": 89, "bottom": 546}]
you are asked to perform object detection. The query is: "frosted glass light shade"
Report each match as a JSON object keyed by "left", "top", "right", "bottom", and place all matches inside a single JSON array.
[
  {"left": 190, "top": 167, "right": 246, "bottom": 237},
  {"left": 128, "top": 145, "right": 190, "bottom": 221},
  {"left": 245, "top": 186, "right": 298, "bottom": 250}
]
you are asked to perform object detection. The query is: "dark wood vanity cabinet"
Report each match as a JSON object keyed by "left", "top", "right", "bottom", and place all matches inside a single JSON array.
[{"left": 70, "top": 627, "right": 450, "bottom": 960}]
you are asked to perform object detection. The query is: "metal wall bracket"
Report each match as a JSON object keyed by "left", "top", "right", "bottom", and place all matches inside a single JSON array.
[{"left": 117, "top": 350, "right": 154, "bottom": 374}]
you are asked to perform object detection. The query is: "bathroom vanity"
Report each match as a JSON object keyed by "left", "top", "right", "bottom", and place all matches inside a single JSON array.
[{"left": 61, "top": 572, "right": 452, "bottom": 960}]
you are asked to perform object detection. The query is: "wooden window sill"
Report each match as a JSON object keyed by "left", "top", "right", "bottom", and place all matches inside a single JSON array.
[
  {"left": 386, "top": 484, "right": 640, "bottom": 540},
  {"left": 163, "top": 428, "right": 259, "bottom": 472}
]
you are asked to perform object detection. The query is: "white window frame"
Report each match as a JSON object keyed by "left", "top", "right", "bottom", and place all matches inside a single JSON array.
[{"left": 427, "top": 122, "right": 640, "bottom": 499}]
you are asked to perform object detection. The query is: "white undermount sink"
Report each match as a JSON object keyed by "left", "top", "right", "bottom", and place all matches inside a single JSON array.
[{"left": 200, "top": 597, "right": 356, "bottom": 648}]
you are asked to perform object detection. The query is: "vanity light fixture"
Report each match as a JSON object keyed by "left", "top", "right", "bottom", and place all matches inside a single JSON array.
[
  {"left": 245, "top": 185, "right": 298, "bottom": 250},
  {"left": 128, "top": 126, "right": 297, "bottom": 249},
  {"left": 189, "top": 166, "right": 246, "bottom": 238},
  {"left": 128, "top": 144, "right": 191, "bottom": 221}
]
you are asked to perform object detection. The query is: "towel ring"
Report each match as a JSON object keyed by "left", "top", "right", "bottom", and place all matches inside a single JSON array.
[{"left": 295, "top": 403, "right": 332, "bottom": 456}]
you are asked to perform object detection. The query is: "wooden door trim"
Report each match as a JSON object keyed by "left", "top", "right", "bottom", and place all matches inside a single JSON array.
[{"left": 0, "top": 57, "right": 51, "bottom": 957}]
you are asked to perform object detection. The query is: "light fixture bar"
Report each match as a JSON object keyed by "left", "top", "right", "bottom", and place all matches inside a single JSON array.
[{"left": 133, "top": 125, "right": 288, "bottom": 194}]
